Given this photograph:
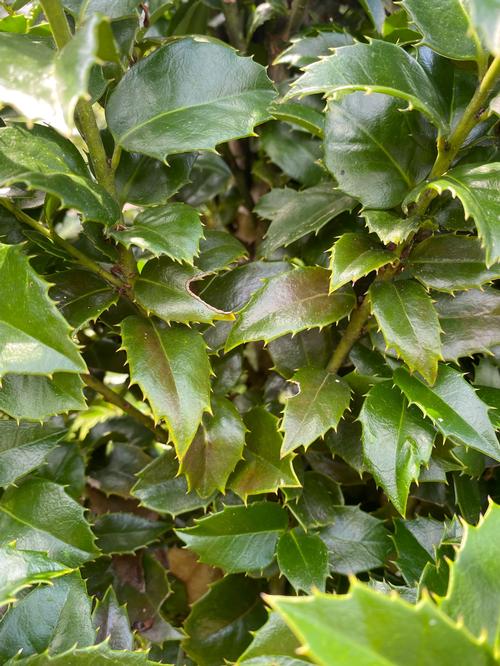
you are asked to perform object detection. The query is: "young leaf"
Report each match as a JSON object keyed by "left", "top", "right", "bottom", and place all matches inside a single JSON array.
[
  {"left": 121, "top": 316, "right": 211, "bottom": 457},
  {"left": 180, "top": 396, "right": 246, "bottom": 497},
  {"left": 329, "top": 233, "right": 393, "bottom": 291},
  {"left": 324, "top": 93, "right": 434, "bottom": 208},
  {"left": 281, "top": 367, "right": 351, "bottom": 455},
  {"left": 229, "top": 407, "right": 300, "bottom": 501},
  {"left": 0, "top": 478, "right": 99, "bottom": 567},
  {"left": 359, "top": 382, "right": 435, "bottom": 516},
  {"left": 394, "top": 364, "right": 500, "bottom": 460},
  {"left": 268, "top": 583, "right": 496, "bottom": 666},
  {"left": 370, "top": 279, "right": 442, "bottom": 384},
  {"left": 318, "top": 506, "right": 390, "bottom": 574},
  {"left": 225, "top": 267, "right": 356, "bottom": 351},
  {"left": 277, "top": 530, "right": 329, "bottom": 593},
  {"left": 288, "top": 40, "right": 447, "bottom": 132},
  {"left": 0, "top": 243, "right": 86, "bottom": 377},
  {"left": 0, "top": 421, "right": 66, "bottom": 487},
  {"left": 92, "top": 587, "right": 134, "bottom": 651},
  {"left": 408, "top": 234, "right": 500, "bottom": 292},
  {"left": 109, "top": 203, "right": 203, "bottom": 264},
  {"left": 441, "top": 501, "right": 500, "bottom": 647},
  {"left": 255, "top": 184, "right": 355, "bottom": 258},
  {"left": 184, "top": 575, "right": 267, "bottom": 666},
  {"left": 107, "top": 37, "right": 276, "bottom": 160},
  {"left": 362, "top": 209, "right": 420, "bottom": 245},
  {"left": 0, "top": 544, "right": 71, "bottom": 606},
  {"left": 176, "top": 502, "right": 288, "bottom": 573},
  {"left": 406, "top": 163, "right": 500, "bottom": 265},
  {"left": 92, "top": 513, "right": 169, "bottom": 554}
]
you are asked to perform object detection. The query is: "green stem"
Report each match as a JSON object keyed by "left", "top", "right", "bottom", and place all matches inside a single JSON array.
[
  {"left": 82, "top": 374, "right": 169, "bottom": 443},
  {"left": 326, "top": 53, "right": 500, "bottom": 375},
  {"left": 222, "top": 0, "right": 245, "bottom": 52},
  {"left": 284, "top": 0, "right": 309, "bottom": 40}
]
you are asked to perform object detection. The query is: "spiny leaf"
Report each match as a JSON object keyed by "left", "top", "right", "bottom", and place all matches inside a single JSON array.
[
  {"left": 92, "top": 586, "right": 133, "bottom": 651},
  {"left": 92, "top": 512, "right": 169, "bottom": 554},
  {"left": 277, "top": 530, "right": 329, "bottom": 593},
  {"left": 329, "top": 233, "right": 394, "bottom": 292},
  {"left": 362, "top": 209, "right": 420, "bottom": 245}
]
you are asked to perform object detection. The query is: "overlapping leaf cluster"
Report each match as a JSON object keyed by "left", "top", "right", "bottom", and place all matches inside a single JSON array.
[{"left": 0, "top": 0, "right": 499, "bottom": 664}]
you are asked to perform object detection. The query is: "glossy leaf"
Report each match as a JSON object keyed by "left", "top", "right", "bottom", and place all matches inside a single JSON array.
[
  {"left": 392, "top": 516, "right": 445, "bottom": 585},
  {"left": 229, "top": 407, "right": 300, "bottom": 501},
  {"left": 469, "top": 0, "right": 500, "bottom": 54},
  {"left": 226, "top": 267, "right": 355, "bottom": 351},
  {"left": 275, "top": 32, "right": 354, "bottom": 68},
  {"left": 362, "top": 209, "right": 420, "bottom": 245},
  {"left": 109, "top": 203, "right": 203, "bottom": 264},
  {"left": 176, "top": 502, "right": 288, "bottom": 573},
  {"left": 0, "top": 243, "right": 86, "bottom": 377},
  {"left": 50, "top": 270, "right": 118, "bottom": 330},
  {"left": 92, "top": 586, "right": 133, "bottom": 650},
  {"left": 180, "top": 396, "right": 246, "bottom": 497},
  {"left": 281, "top": 367, "right": 351, "bottom": 455},
  {"left": 359, "top": 382, "right": 435, "bottom": 515},
  {"left": 121, "top": 316, "right": 211, "bottom": 457},
  {"left": 92, "top": 513, "right": 168, "bottom": 554},
  {"left": 329, "top": 233, "right": 393, "bottom": 291},
  {"left": 107, "top": 37, "right": 276, "bottom": 160},
  {"left": 255, "top": 184, "right": 355, "bottom": 258},
  {"left": 286, "top": 471, "right": 344, "bottom": 529},
  {"left": 13, "top": 645, "right": 159, "bottom": 665},
  {"left": 277, "top": 530, "right": 329, "bottom": 593},
  {"left": 370, "top": 279, "right": 442, "bottom": 384},
  {"left": 270, "top": 100, "right": 325, "bottom": 137},
  {"left": 195, "top": 230, "right": 248, "bottom": 273},
  {"left": 289, "top": 40, "right": 447, "bottom": 132},
  {"left": 394, "top": 365, "right": 500, "bottom": 460},
  {"left": 238, "top": 612, "right": 303, "bottom": 663}
]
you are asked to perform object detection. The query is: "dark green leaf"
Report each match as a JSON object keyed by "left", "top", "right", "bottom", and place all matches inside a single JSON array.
[
  {"left": 50, "top": 270, "right": 118, "bottom": 330},
  {"left": 13, "top": 645, "right": 159, "bottom": 665},
  {"left": 270, "top": 100, "right": 325, "bottom": 138},
  {"left": 93, "top": 513, "right": 168, "bottom": 554},
  {"left": 392, "top": 516, "right": 445, "bottom": 585},
  {"left": 362, "top": 209, "right": 420, "bottom": 245},
  {"left": 286, "top": 471, "right": 344, "bottom": 530},
  {"left": 275, "top": 32, "right": 354, "bottom": 68},
  {"left": 268, "top": 329, "right": 333, "bottom": 379},
  {"left": 329, "top": 233, "right": 393, "bottom": 291},
  {"left": 195, "top": 230, "right": 248, "bottom": 273},
  {"left": 277, "top": 530, "right": 329, "bottom": 593},
  {"left": 238, "top": 612, "right": 303, "bottom": 663},
  {"left": 92, "top": 586, "right": 133, "bottom": 651},
  {"left": 0, "top": 374, "right": 86, "bottom": 421}
]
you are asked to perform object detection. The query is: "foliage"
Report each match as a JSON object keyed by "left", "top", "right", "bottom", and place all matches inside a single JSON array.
[{"left": 0, "top": 0, "right": 499, "bottom": 664}]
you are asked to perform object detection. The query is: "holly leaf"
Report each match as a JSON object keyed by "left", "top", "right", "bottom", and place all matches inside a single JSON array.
[
  {"left": 92, "top": 586, "right": 133, "bottom": 650},
  {"left": 107, "top": 37, "right": 276, "bottom": 160},
  {"left": 229, "top": 408, "right": 300, "bottom": 501},
  {"left": 468, "top": 0, "right": 500, "bottom": 54},
  {"left": 275, "top": 31, "right": 354, "bottom": 68},
  {"left": 50, "top": 270, "right": 118, "bottom": 330},
  {"left": 255, "top": 184, "right": 355, "bottom": 258},
  {"left": 392, "top": 516, "right": 446, "bottom": 585},
  {"left": 281, "top": 367, "right": 351, "bottom": 455},
  {"left": 238, "top": 612, "right": 303, "bottom": 663},
  {"left": 405, "top": 163, "right": 500, "bottom": 266},
  {"left": 195, "top": 230, "right": 248, "bottom": 273},
  {"left": 285, "top": 471, "right": 344, "bottom": 530},
  {"left": 359, "top": 382, "right": 435, "bottom": 516},
  {"left": 393, "top": 364, "right": 500, "bottom": 460},
  {"left": 277, "top": 530, "right": 329, "bottom": 593},
  {"left": 329, "top": 233, "right": 394, "bottom": 291},
  {"left": 92, "top": 513, "right": 169, "bottom": 554},
  {"left": 121, "top": 316, "right": 211, "bottom": 457},
  {"left": 109, "top": 203, "right": 203, "bottom": 264},
  {"left": 362, "top": 209, "right": 420, "bottom": 245},
  {"left": 225, "top": 267, "right": 355, "bottom": 351},
  {"left": 176, "top": 502, "right": 288, "bottom": 574},
  {"left": 13, "top": 645, "right": 159, "bottom": 665},
  {"left": 408, "top": 234, "right": 500, "bottom": 292},
  {"left": 0, "top": 243, "right": 86, "bottom": 377},
  {"left": 180, "top": 396, "right": 246, "bottom": 498},
  {"left": 288, "top": 40, "right": 447, "bottom": 132}
]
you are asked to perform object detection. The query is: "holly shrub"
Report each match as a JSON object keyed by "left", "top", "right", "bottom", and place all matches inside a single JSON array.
[{"left": 0, "top": 0, "right": 499, "bottom": 664}]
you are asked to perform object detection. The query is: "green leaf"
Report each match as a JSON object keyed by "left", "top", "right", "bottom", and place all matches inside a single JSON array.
[
  {"left": 88, "top": 442, "right": 151, "bottom": 498},
  {"left": 324, "top": 93, "right": 434, "bottom": 208},
  {"left": 0, "top": 243, "right": 86, "bottom": 377},
  {"left": 270, "top": 100, "right": 325, "bottom": 138},
  {"left": 359, "top": 382, "right": 435, "bottom": 515},
  {"left": 318, "top": 506, "right": 390, "bottom": 574},
  {"left": 329, "top": 233, "right": 394, "bottom": 291},
  {"left": 0, "top": 126, "right": 119, "bottom": 225},
  {"left": 132, "top": 448, "right": 214, "bottom": 517},
  {"left": 176, "top": 502, "right": 288, "bottom": 573},
  {"left": 275, "top": 32, "right": 353, "bottom": 68},
  {"left": 268, "top": 582, "right": 496, "bottom": 666},
  {"left": 121, "top": 316, "right": 211, "bottom": 457},
  {"left": 0, "top": 478, "right": 99, "bottom": 567},
  {"left": 285, "top": 471, "right": 344, "bottom": 530},
  {"left": 401, "top": 0, "right": 483, "bottom": 60},
  {"left": 407, "top": 235, "right": 500, "bottom": 292},
  {"left": 107, "top": 37, "right": 276, "bottom": 160},
  {"left": 289, "top": 40, "right": 447, "bottom": 132},
  {"left": 12, "top": 645, "right": 159, "bottom": 665},
  {"left": 109, "top": 203, "right": 203, "bottom": 264},
  {"left": 180, "top": 396, "right": 246, "bottom": 497},
  {"left": 393, "top": 365, "right": 500, "bottom": 460},
  {"left": 0, "top": 544, "right": 71, "bottom": 606},
  {"left": 50, "top": 270, "right": 118, "bottom": 330},
  {"left": 441, "top": 501, "right": 500, "bottom": 648},
  {"left": 92, "top": 586, "right": 133, "bottom": 651},
  {"left": 277, "top": 530, "right": 329, "bottom": 593},
  {"left": 435, "top": 288, "right": 500, "bottom": 360},
  {"left": 255, "top": 184, "right": 355, "bottom": 258},
  {"left": 183, "top": 575, "right": 267, "bottom": 666},
  {"left": 229, "top": 407, "right": 300, "bottom": 501},
  {"left": 64, "top": 0, "right": 139, "bottom": 22},
  {"left": 225, "top": 267, "right": 355, "bottom": 351},
  {"left": 406, "top": 163, "right": 500, "bottom": 266},
  {"left": 0, "top": 421, "right": 66, "bottom": 486},
  {"left": 393, "top": 516, "right": 446, "bottom": 585},
  {"left": 360, "top": 0, "right": 385, "bottom": 31},
  {"left": 134, "top": 258, "right": 233, "bottom": 324},
  {"left": 370, "top": 279, "right": 442, "bottom": 384},
  {"left": 0, "top": 573, "right": 94, "bottom": 661},
  {"left": 268, "top": 328, "right": 333, "bottom": 379},
  {"left": 92, "top": 513, "right": 168, "bottom": 554},
  {"left": 195, "top": 230, "right": 248, "bottom": 273},
  {"left": 465, "top": 0, "right": 500, "bottom": 55},
  {"left": 281, "top": 367, "right": 351, "bottom": 455},
  {"left": 362, "top": 209, "right": 420, "bottom": 245},
  {"left": 238, "top": 612, "right": 303, "bottom": 663}
]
